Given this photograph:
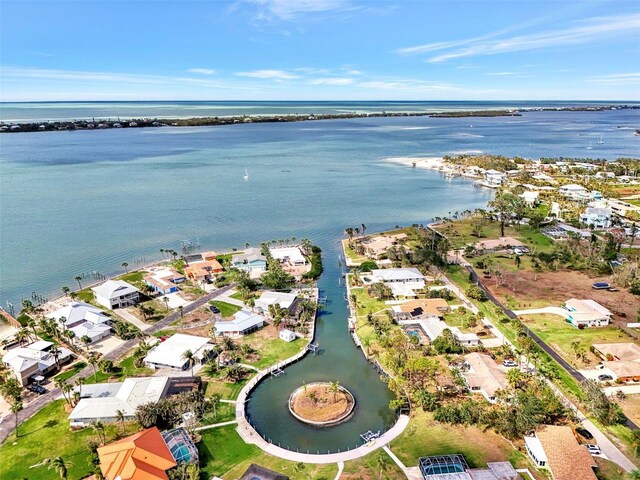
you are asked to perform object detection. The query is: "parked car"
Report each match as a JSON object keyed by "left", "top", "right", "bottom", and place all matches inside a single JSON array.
[
  {"left": 598, "top": 374, "right": 613, "bottom": 381},
  {"left": 586, "top": 444, "right": 601, "bottom": 455},
  {"left": 502, "top": 360, "right": 518, "bottom": 367},
  {"left": 27, "top": 384, "right": 47, "bottom": 395},
  {"left": 576, "top": 427, "right": 594, "bottom": 440},
  {"left": 209, "top": 305, "right": 220, "bottom": 314}
]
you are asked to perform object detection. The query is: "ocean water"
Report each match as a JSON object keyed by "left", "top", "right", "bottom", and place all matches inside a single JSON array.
[
  {"left": 1, "top": 100, "right": 638, "bottom": 123},
  {"left": 1, "top": 108, "right": 639, "bottom": 309}
]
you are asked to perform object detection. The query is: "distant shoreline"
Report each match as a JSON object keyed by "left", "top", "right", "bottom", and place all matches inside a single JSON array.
[{"left": 2, "top": 104, "right": 638, "bottom": 133}]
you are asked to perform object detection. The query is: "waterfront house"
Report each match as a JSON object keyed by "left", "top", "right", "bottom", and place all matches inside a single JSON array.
[
  {"left": 184, "top": 259, "right": 223, "bottom": 283},
  {"left": 270, "top": 246, "right": 307, "bottom": 266},
  {"left": 532, "top": 172, "right": 555, "bottom": 182},
  {"left": 232, "top": 247, "right": 268, "bottom": 273},
  {"left": 580, "top": 206, "right": 612, "bottom": 229},
  {"left": 559, "top": 184, "right": 590, "bottom": 200},
  {"left": 214, "top": 310, "right": 265, "bottom": 337},
  {"left": 606, "top": 198, "right": 640, "bottom": 220},
  {"left": 472, "top": 237, "right": 525, "bottom": 253},
  {"left": 370, "top": 268, "right": 427, "bottom": 298},
  {"left": 47, "top": 301, "right": 112, "bottom": 342},
  {"left": 459, "top": 352, "right": 508, "bottom": 403},
  {"left": 563, "top": 299, "right": 612, "bottom": 328},
  {"left": 144, "top": 334, "right": 213, "bottom": 370},
  {"left": 592, "top": 343, "right": 640, "bottom": 383},
  {"left": 398, "top": 317, "right": 479, "bottom": 346},
  {"left": 483, "top": 169, "right": 506, "bottom": 187},
  {"left": 418, "top": 454, "right": 518, "bottom": 480},
  {"left": 3, "top": 340, "right": 73, "bottom": 386},
  {"left": 524, "top": 425, "right": 597, "bottom": 480},
  {"left": 97, "top": 427, "right": 177, "bottom": 480},
  {"left": 279, "top": 329, "right": 297, "bottom": 342},
  {"left": 254, "top": 291, "right": 299, "bottom": 315},
  {"left": 92, "top": 279, "right": 140, "bottom": 309},
  {"left": 69, "top": 376, "right": 169, "bottom": 426},
  {"left": 240, "top": 464, "right": 289, "bottom": 480},
  {"left": 392, "top": 298, "right": 449, "bottom": 320},
  {"left": 144, "top": 268, "right": 185, "bottom": 295}
]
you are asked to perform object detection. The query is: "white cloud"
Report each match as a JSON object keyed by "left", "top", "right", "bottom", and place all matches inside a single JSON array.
[
  {"left": 187, "top": 68, "right": 217, "bottom": 75},
  {"left": 485, "top": 72, "right": 519, "bottom": 76},
  {"left": 309, "top": 77, "right": 354, "bottom": 85},
  {"left": 397, "top": 12, "right": 640, "bottom": 63},
  {"left": 590, "top": 72, "right": 640, "bottom": 86},
  {"left": 235, "top": 69, "right": 300, "bottom": 79},
  {"left": 240, "top": 0, "right": 350, "bottom": 21}
]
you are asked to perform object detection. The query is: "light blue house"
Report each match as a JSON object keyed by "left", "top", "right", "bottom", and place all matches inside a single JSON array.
[{"left": 231, "top": 247, "right": 267, "bottom": 273}]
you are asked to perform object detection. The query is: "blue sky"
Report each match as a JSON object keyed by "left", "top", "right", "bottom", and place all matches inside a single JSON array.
[{"left": 1, "top": 0, "right": 639, "bottom": 101}]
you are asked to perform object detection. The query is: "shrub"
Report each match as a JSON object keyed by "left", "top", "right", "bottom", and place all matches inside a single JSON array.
[
  {"left": 359, "top": 260, "right": 378, "bottom": 272},
  {"left": 466, "top": 285, "right": 487, "bottom": 302}
]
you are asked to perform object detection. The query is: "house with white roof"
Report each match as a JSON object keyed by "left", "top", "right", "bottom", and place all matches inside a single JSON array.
[
  {"left": 144, "top": 268, "right": 185, "bottom": 295},
  {"left": 559, "top": 184, "right": 590, "bottom": 200},
  {"left": 398, "top": 317, "right": 480, "bottom": 347},
  {"left": 460, "top": 352, "right": 508, "bottom": 403},
  {"left": 532, "top": 173, "right": 555, "bottom": 182},
  {"left": 279, "top": 329, "right": 297, "bottom": 342},
  {"left": 254, "top": 291, "right": 299, "bottom": 315},
  {"left": 144, "top": 334, "right": 213, "bottom": 370},
  {"left": 580, "top": 206, "right": 612, "bottom": 229},
  {"left": 232, "top": 247, "right": 267, "bottom": 273},
  {"left": 564, "top": 299, "right": 612, "bottom": 328},
  {"left": 3, "top": 340, "right": 73, "bottom": 386},
  {"left": 520, "top": 191, "right": 539, "bottom": 206},
  {"left": 47, "top": 301, "right": 112, "bottom": 342},
  {"left": 269, "top": 246, "right": 307, "bottom": 266},
  {"left": 483, "top": 170, "right": 506, "bottom": 187},
  {"left": 214, "top": 310, "right": 265, "bottom": 337},
  {"left": 370, "top": 268, "right": 427, "bottom": 298},
  {"left": 69, "top": 376, "right": 170, "bottom": 426},
  {"left": 92, "top": 280, "right": 140, "bottom": 309}
]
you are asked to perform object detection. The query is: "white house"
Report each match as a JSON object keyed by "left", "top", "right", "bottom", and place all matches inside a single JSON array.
[
  {"left": 520, "top": 191, "right": 539, "bottom": 206},
  {"left": 370, "top": 268, "right": 427, "bottom": 298},
  {"left": 559, "top": 184, "right": 590, "bottom": 200},
  {"left": 214, "top": 310, "right": 265, "bottom": 337},
  {"left": 3, "top": 340, "right": 73, "bottom": 386},
  {"left": 47, "top": 301, "right": 112, "bottom": 342},
  {"left": 269, "top": 246, "right": 307, "bottom": 266},
  {"left": 69, "top": 376, "right": 169, "bottom": 426},
  {"left": 532, "top": 173, "right": 554, "bottom": 182},
  {"left": 580, "top": 206, "right": 612, "bottom": 229},
  {"left": 254, "top": 291, "right": 298, "bottom": 315},
  {"left": 144, "top": 334, "right": 213, "bottom": 370},
  {"left": 460, "top": 352, "right": 508, "bottom": 403},
  {"left": 279, "top": 329, "right": 297, "bottom": 342},
  {"left": 564, "top": 298, "right": 612, "bottom": 327},
  {"left": 398, "top": 317, "right": 480, "bottom": 347},
  {"left": 92, "top": 280, "right": 140, "bottom": 309},
  {"left": 484, "top": 169, "right": 506, "bottom": 187}
]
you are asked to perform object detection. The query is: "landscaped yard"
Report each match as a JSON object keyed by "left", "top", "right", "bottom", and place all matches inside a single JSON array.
[
  {"left": 210, "top": 300, "right": 242, "bottom": 318},
  {"left": 199, "top": 425, "right": 338, "bottom": 480},
  {"left": 204, "top": 378, "right": 252, "bottom": 400},
  {"left": 0, "top": 400, "right": 136, "bottom": 480},
  {"left": 84, "top": 354, "right": 153, "bottom": 384},
  {"left": 238, "top": 326, "right": 306, "bottom": 369},
  {"left": 342, "top": 449, "right": 404, "bottom": 480},
  {"left": 54, "top": 361, "right": 87, "bottom": 382}
]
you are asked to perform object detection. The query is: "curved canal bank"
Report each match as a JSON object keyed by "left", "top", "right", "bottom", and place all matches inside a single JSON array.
[{"left": 243, "top": 239, "right": 399, "bottom": 454}]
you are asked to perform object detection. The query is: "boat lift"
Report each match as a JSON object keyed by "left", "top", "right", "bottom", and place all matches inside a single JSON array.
[
  {"left": 307, "top": 342, "right": 320, "bottom": 354},
  {"left": 360, "top": 430, "right": 381, "bottom": 443}
]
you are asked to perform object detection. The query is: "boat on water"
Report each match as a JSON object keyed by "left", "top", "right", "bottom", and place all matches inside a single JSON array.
[
  {"left": 597, "top": 135, "right": 604, "bottom": 144},
  {"left": 587, "top": 141, "right": 593, "bottom": 150},
  {"left": 243, "top": 168, "right": 249, "bottom": 180}
]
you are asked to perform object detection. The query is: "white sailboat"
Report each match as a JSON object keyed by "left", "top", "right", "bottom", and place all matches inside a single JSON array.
[
  {"left": 243, "top": 168, "right": 249, "bottom": 180},
  {"left": 597, "top": 135, "right": 604, "bottom": 145},
  {"left": 587, "top": 141, "right": 593, "bottom": 150}
]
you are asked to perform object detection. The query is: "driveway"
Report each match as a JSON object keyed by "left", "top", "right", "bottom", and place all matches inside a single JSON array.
[
  {"left": 513, "top": 306, "right": 570, "bottom": 319},
  {"left": 116, "top": 308, "right": 149, "bottom": 331},
  {"left": 581, "top": 418, "right": 638, "bottom": 472}
]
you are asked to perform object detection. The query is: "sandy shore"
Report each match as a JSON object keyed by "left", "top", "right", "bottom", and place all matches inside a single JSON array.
[{"left": 384, "top": 156, "right": 445, "bottom": 171}]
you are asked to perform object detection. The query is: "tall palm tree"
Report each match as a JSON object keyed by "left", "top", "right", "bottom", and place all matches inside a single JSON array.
[
  {"left": 10, "top": 400, "right": 22, "bottom": 438},
  {"left": 75, "top": 376, "right": 86, "bottom": 399},
  {"left": 178, "top": 305, "right": 184, "bottom": 318},
  {"left": 115, "top": 409, "right": 126, "bottom": 434},
  {"left": 87, "top": 352, "right": 102, "bottom": 381},
  {"left": 329, "top": 381, "right": 340, "bottom": 402},
  {"left": 122, "top": 262, "right": 129, "bottom": 273},
  {"left": 62, "top": 286, "right": 70, "bottom": 297},
  {"left": 182, "top": 349, "right": 195, "bottom": 376},
  {"left": 75, "top": 276, "right": 83, "bottom": 290},
  {"left": 48, "top": 457, "right": 72, "bottom": 480},
  {"left": 91, "top": 420, "right": 106, "bottom": 445},
  {"left": 50, "top": 344, "right": 62, "bottom": 371},
  {"left": 376, "top": 451, "right": 389, "bottom": 480}
]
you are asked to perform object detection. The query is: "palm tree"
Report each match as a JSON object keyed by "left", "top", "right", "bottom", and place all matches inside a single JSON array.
[
  {"left": 48, "top": 457, "right": 72, "bottom": 480},
  {"left": 178, "top": 305, "right": 184, "bottom": 318},
  {"left": 10, "top": 399, "right": 22, "bottom": 438},
  {"left": 115, "top": 409, "right": 126, "bottom": 434},
  {"left": 87, "top": 352, "right": 102, "bottom": 381},
  {"left": 27, "top": 319, "right": 38, "bottom": 339},
  {"left": 75, "top": 276, "right": 83, "bottom": 290},
  {"left": 162, "top": 296, "right": 169, "bottom": 311},
  {"left": 91, "top": 420, "right": 106, "bottom": 445},
  {"left": 50, "top": 344, "right": 62, "bottom": 371},
  {"left": 15, "top": 328, "right": 29, "bottom": 346},
  {"left": 329, "top": 381, "right": 340, "bottom": 402},
  {"left": 294, "top": 462, "right": 309, "bottom": 480},
  {"left": 182, "top": 349, "right": 195, "bottom": 375},
  {"left": 75, "top": 376, "right": 86, "bottom": 399},
  {"left": 376, "top": 451, "right": 389, "bottom": 480},
  {"left": 122, "top": 262, "right": 129, "bottom": 273}
]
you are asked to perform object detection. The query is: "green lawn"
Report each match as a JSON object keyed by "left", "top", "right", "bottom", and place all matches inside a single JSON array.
[
  {"left": 204, "top": 378, "right": 251, "bottom": 400},
  {"left": 210, "top": 300, "right": 242, "bottom": 318},
  {"left": 199, "top": 425, "right": 338, "bottom": 480},
  {"left": 390, "top": 410, "right": 520, "bottom": 469},
  {"left": 342, "top": 449, "right": 404, "bottom": 479},
  {"left": 351, "top": 287, "right": 390, "bottom": 318},
  {"left": 54, "top": 361, "right": 87, "bottom": 382},
  {"left": 75, "top": 288, "right": 96, "bottom": 304},
  {"left": 229, "top": 291, "right": 245, "bottom": 301},
  {"left": 84, "top": 354, "right": 153, "bottom": 385},
  {"left": 342, "top": 239, "right": 368, "bottom": 265},
  {"left": 114, "top": 270, "right": 148, "bottom": 289},
  {"left": 239, "top": 333, "right": 305, "bottom": 369},
  {"left": 200, "top": 401, "right": 236, "bottom": 424},
  {"left": 0, "top": 400, "right": 136, "bottom": 480}
]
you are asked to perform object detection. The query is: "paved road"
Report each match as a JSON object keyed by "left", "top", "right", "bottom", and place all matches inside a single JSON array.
[{"left": 0, "top": 284, "right": 235, "bottom": 445}]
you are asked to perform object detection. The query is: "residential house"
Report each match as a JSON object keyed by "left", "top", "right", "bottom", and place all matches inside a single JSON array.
[
  {"left": 97, "top": 427, "right": 177, "bottom": 480},
  {"left": 606, "top": 198, "right": 640, "bottom": 220},
  {"left": 92, "top": 279, "right": 140, "bottom": 309},
  {"left": 279, "top": 329, "right": 297, "bottom": 342},
  {"left": 418, "top": 454, "right": 518, "bottom": 480},
  {"left": 232, "top": 247, "right": 268, "bottom": 273},
  {"left": 580, "top": 206, "right": 612, "bottom": 229},
  {"left": 520, "top": 190, "right": 539, "bottom": 206},
  {"left": 240, "top": 464, "right": 289, "bottom": 480},
  {"left": 563, "top": 299, "right": 612, "bottom": 328},
  {"left": 184, "top": 259, "right": 223, "bottom": 283},
  {"left": 214, "top": 310, "right": 265, "bottom": 337},
  {"left": 592, "top": 343, "right": 640, "bottom": 383},
  {"left": 144, "top": 334, "right": 213, "bottom": 370},
  {"left": 69, "top": 376, "right": 169, "bottom": 426},
  {"left": 370, "top": 268, "right": 427, "bottom": 298},
  {"left": 144, "top": 268, "right": 185, "bottom": 295},
  {"left": 460, "top": 352, "right": 508, "bottom": 403},
  {"left": 559, "top": 184, "right": 590, "bottom": 200},
  {"left": 47, "top": 301, "right": 112, "bottom": 343},
  {"left": 483, "top": 169, "right": 506, "bottom": 187},
  {"left": 532, "top": 172, "right": 555, "bottom": 182},
  {"left": 472, "top": 237, "right": 525, "bottom": 253},
  {"left": 392, "top": 298, "right": 449, "bottom": 320},
  {"left": 270, "top": 246, "right": 307, "bottom": 266},
  {"left": 524, "top": 425, "right": 597, "bottom": 480},
  {"left": 398, "top": 317, "right": 479, "bottom": 347},
  {"left": 3, "top": 340, "right": 73, "bottom": 386},
  {"left": 254, "top": 291, "right": 299, "bottom": 316}
]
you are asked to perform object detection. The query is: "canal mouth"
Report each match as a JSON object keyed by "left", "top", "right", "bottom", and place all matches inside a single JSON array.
[{"left": 288, "top": 382, "right": 356, "bottom": 427}]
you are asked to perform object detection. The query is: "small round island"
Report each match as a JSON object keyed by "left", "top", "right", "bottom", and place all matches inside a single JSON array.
[{"left": 288, "top": 382, "right": 356, "bottom": 427}]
